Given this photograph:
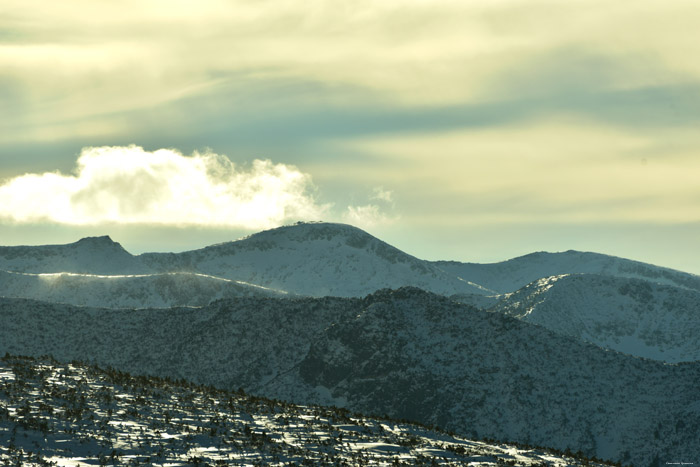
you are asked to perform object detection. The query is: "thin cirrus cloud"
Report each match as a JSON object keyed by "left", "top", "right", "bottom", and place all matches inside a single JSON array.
[{"left": 0, "top": 146, "right": 331, "bottom": 229}]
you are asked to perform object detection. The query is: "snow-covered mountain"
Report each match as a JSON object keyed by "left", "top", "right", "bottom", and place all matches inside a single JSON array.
[
  {"left": 139, "top": 222, "right": 490, "bottom": 297},
  {"left": 3, "top": 223, "right": 697, "bottom": 306},
  {"left": 0, "top": 354, "right": 612, "bottom": 467},
  {"left": 0, "top": 269, "right": 284, "bottom": 308},
  {"left": 0, "top": 290, "right": 696, "bottom": 465},
  {"left": 0, "top": 223, "right": 490, "bottom": 304},
  {"left": 0, "top": 235, "right": 149, "bottom": 275},
  {"left": 435, "top": 250, "right": 700, "bottom": 294},
  {"left": 488, "top": 273, "right": 700, "bottom": 363}
]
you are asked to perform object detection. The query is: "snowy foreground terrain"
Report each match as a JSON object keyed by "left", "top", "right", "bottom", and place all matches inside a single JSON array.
[
  {"left": 1, "top": 222, "right": 699, "bottom": 465},
  {"left": 0, "top": 355, "right": 613, "bottom": 467}
]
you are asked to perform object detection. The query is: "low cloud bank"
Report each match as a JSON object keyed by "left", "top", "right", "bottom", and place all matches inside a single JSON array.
[{"left": 0, "top": 146, "right": 328, "bottom": 229}]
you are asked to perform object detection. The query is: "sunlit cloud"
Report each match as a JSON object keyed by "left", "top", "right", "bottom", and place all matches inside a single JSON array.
[
  {"left": 343, "top": 205, "right": 390, "bottom": 228},
  {"left": 0, "top": 146, "right": 328, "bottom": 229},
  {"left": 343, "top": 186, "right": 397, "bottom": 228},
  {"left": 4, "top": 0, "right": 700, "bottom": 145}
]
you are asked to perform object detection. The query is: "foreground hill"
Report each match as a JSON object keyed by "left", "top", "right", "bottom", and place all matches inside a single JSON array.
[
  {"left": 0, "top": 354, "right": 612, "bottom": 467},
  {"left": 488, "top": 274, "right": 700, "bottom": 363},
  {"left": 435, "top": 250, "right": 700, "bottom": 294},
  {"left": 0, "top": 291, "right": 696, "bottom": 465}
]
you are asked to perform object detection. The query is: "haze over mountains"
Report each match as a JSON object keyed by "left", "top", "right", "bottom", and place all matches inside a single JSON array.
[{"left": 1, "top": 221, "right": 699, "bottom": 465}]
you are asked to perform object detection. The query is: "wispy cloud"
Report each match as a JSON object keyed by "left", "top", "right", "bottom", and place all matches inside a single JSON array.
[
  {"left": 371, "top": 187, "right": 393, "bottom": 203},
  {"left": 343, "top": 204, "right": 390, "bottom": 228},
  {"left": 0, "top": 146, "right": 328, "bottom": 229},
  {"left": 343, "top": 186, "right": 397, "bottom": 228}
]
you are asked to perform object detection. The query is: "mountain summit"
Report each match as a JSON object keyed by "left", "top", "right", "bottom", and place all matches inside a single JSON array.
[
  {"left": 0, "top": 235, "right": 145, "bottom": 275},
  {"left": 140, "top": 222, "right": 491, "bottom": 297}
]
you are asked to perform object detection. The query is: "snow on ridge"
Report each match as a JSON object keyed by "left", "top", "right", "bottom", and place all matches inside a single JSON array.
[
  {"left": 2, "top": 222, "right": 699, "bottom": 305},
  {"left": 489, "top": 273, "right": 700, "bottom": 363},
  {"left": 434, "top": 249, "right": 700, "bottom": 294},
  {"left": 138, "top": 222, "right": 488, "bottom": 298},
  {"left": 0, "top": 268, "right": 285, "bottom": 309}
]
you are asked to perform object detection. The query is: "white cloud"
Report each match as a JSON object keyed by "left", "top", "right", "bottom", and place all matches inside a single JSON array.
[{"left": 0, "top": 146, "right": 328, "bottom": 229}]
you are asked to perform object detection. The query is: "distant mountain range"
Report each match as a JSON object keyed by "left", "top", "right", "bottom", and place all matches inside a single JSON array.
[
  {"left": 435, "top": 249, "right": 700, "bottom": 293},
  {"left": 0, "top": 223, "right": 489, "bottom": 297}
]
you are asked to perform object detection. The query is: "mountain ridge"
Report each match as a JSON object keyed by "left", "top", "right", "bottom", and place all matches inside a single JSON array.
[
  {"left": 4, "top": 222, "right": 697, "bottom": 297},
  {"left": 488, "top": 273, "right": 700, "bottom": 363},
  {"left": 0, "top": 290, "right": 696, "bottom": 465},
  {"left": 434, "top": 249, "right": 700, "bottom": 293}
]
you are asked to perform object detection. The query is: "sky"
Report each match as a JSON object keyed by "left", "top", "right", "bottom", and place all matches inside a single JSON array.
[{"left": 1, "top": 0, "right": 700, "bottom": 274}]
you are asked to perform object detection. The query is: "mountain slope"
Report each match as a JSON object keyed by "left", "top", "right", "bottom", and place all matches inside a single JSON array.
[
  {"left": 140, "top": 222, "right": 491, "bottom": 297},
  {"left": 0, "top": 236, "right": 149, "bottom": 275},
  {"left": 487, "top": 274, "right": 700, "bottom": 363},
  {"left": 435, "top": 250, "right": 700, "bottom": 294},
  {"left": 0, "top": 354, "right": 612, "bottom": 467},
  {"left": 0, "top": 224, "right": 490, "bottom": 300},
  {"left": 4, "top": 224, "right": 697, "bottom": 303},
  {"left": 0, "top": 269, "right": 285, "bottom": 308},
  {"left": 0, "top": 291, "right": 696, "bottom": 465}
]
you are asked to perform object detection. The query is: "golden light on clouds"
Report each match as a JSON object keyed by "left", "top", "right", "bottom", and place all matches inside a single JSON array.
[
  {"left": 347, "top": 119, "right": 700, "bottom": 224},
  {"left": 4, "top": 0, "right": 700, "bottom": 143},
  {"left": 0, "top": 146, "right": 328, "bottom": 228}
]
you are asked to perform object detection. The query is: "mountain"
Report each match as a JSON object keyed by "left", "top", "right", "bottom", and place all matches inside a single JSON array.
[
  {"left": 0, "top": 354, "right": 612, "bottom": 467},
  {"left": 434, "top": 250, "right": 700, "bottom": 294},
  {"left": 0, "top": 235, "right": 148, "bottom": 275},
  {"left": 0, "top": 269, "right": 284, "bottom": 308},
  {"left": 3, "top": 224, "right": 697, "bottom": 305},
  {"left": 0, "top": 290, "right": 696, "bottom": 465},
  {"left": 487, "top": 273, "right": 700, "bottom": 363},
  {"left": 139, "top": 222, "right": 490, "bottom": 297},
  {"left": 0, "top": 223, "right": 490, "bottom": 304}
]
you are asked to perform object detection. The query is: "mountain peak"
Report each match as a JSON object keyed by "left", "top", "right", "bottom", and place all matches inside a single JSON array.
[
  {"left": 73, "top": 235, "right": 127, "bottom": 252},
  {"left": 76, "top": 235, "right": 116, "bottom": 245},
  {"left": 249, "top": 221, "right": 371, "bottom": 242}
]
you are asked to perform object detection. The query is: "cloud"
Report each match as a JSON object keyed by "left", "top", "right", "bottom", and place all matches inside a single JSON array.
[
  {"left": 345, "top": 119, "right": 700, "bottom": 225},
  {"left": 0, "top": 146, "right": 328, "bottom": 229},
  {"left": 371, "top": 187, "right": 393, "bottom": 203},
  {"left": 343, "top": 204, "right": 390, "bottom": 228},
  {"left": 343, "top": 187, "right": 397, "bottom": 228}
]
